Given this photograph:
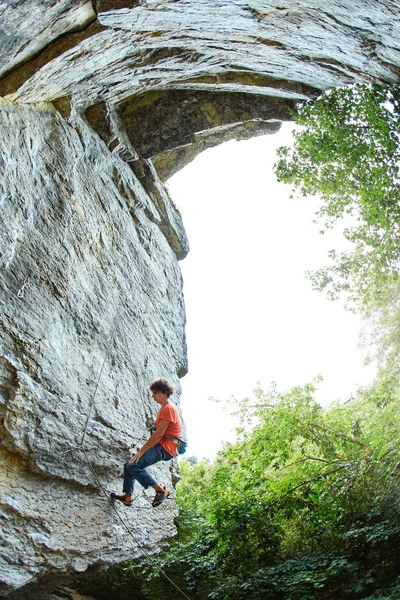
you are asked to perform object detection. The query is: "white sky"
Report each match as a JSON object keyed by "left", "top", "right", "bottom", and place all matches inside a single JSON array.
[{"left": 167, "top": 122, "right": 376, "bottom": 460}]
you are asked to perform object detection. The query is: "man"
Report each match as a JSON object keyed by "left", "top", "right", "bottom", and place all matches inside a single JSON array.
[{"left": 111, "top": 379, "right": 181, "bottom": 508}]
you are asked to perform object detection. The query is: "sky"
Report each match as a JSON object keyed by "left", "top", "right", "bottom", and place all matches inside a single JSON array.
[{"left": 166, "top": 122, "right": 376, "bottom": 460}]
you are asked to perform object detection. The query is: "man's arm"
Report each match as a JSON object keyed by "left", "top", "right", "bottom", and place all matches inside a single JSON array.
[{"left": 128, "top": 419, "right": 170, "bottom": 464}]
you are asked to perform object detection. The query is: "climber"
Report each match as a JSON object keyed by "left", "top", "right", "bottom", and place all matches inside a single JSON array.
[{"left": 111, "top": 379, "right": 182, "bottom": 508}]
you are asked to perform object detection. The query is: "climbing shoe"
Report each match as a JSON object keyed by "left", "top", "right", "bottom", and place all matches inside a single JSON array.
[
  {"left": 152, "top": 487, "right": 169, "bottom": 507},
  {"left": 110, "top": 492, "right": 132, "bottom": 507}
]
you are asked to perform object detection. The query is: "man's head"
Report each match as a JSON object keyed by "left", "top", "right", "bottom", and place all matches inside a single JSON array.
[{"left": 150, "top": 379, "right": 174, "bottom": 398}]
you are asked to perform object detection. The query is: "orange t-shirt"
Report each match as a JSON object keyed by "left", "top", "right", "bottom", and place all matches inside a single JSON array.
[{"left": 156, "top": 403, "right": 181, "bottom": 457}]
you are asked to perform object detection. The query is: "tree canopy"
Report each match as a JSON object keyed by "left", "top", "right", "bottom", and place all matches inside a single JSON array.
[{"left": 274, "top": 83, "right": 400, "bottom": 308}]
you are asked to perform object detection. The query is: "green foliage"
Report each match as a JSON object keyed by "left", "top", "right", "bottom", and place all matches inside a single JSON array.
[
  {"left": 76, "top": 561, "right": 149, "bottom": 600},
  {"left": 183, "top": 380, "right": 400, "bottom": 600},
  {"left": 274, "top": 83, "right": 400, "bottom": 308},
  {"left": 361, "top": 280, "right": 400, "bottom": 377}
]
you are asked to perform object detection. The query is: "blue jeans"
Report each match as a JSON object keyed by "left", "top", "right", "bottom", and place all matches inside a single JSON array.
[{"left": 123, "top": 444, "right": 173, "bottom": 494}]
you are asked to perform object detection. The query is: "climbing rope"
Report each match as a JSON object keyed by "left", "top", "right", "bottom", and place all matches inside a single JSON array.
[
  {"left": 80, "top": 317, "right": 118, "bottom": 447},
  {"left": 63, "top": 314, "right": 119, "bottom": 457}
]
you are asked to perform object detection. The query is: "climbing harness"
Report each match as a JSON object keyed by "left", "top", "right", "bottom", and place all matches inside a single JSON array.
[
  {"left": 147, "top": 422, "right": 188, "bottom": 455},
  {"left": 163, "top": 434, "right": 187, "bottom": 455}
]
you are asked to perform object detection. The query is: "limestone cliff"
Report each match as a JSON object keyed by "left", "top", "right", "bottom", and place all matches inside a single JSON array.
[{"left": 0, "top": 0, "right": 399, "bottom": 597}]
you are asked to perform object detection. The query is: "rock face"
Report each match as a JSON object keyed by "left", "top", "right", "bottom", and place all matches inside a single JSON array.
[
  {"left": 0, "top": 100, "right": 187, "bottom": 597},
  {"left": 0, "top": 0, "right": 399, "bottom": 597}
]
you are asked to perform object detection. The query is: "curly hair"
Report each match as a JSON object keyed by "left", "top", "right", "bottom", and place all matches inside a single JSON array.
[{"left": 150, "top": 379, "right": 174, "bottom": 397}]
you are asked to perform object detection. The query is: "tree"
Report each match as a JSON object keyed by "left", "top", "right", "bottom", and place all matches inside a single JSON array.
[
  {"left": 274, "top": 83, "right": 400, "bottom": 308},
  {"left": 360, "top": 279, "right": 400, "bottom": 376}
]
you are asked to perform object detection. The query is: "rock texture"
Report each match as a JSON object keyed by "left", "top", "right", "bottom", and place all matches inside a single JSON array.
[
  {"left": 0, "top": 100, "right": 187, "bottom": 597},
  {"left": 0, "top": 0, "right": 399, "bottom": 597}
]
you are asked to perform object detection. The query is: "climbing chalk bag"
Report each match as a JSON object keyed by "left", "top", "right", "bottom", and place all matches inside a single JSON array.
[{"left": 177, "top": 439, "right": 187, "bottom": 455}]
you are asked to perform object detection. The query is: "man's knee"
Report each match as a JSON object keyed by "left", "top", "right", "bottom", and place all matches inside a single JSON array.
[{"left": 125, "top": 460, "right": 141, "bottom": 474}]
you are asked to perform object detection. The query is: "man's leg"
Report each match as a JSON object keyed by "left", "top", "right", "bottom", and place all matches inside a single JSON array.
[
  {"left": 121, "top": 444, "right": 166, "bottom": 505},
  {"left": 113, "top": 445, "right": 171, "bottom": 507}
]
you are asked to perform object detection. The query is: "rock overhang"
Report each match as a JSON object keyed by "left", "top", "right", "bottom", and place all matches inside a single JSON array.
[{"left": 2, "top": 0, "right": 399, "bottom": 166}]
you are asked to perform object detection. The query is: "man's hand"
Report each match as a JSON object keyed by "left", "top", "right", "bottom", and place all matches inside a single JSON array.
[
  {"left": 129, "top": 450, "right": 144, "bottom": 464},
  {"left": 127, "top": 419, "right": 169, "bottom": 464}
]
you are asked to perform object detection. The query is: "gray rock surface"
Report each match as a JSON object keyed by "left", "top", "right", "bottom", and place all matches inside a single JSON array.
[
  {"left": 0, "top": 0, "right": 399, "bottom": 596},
  {"left": 0, "top": 1, "right": 96, "bottom": 79},
  {"left": 0, "top": 101, "right": 186, "bottom": 596}
]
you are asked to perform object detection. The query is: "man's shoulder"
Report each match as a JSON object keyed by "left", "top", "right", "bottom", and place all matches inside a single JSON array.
[{"left": 159, "top": 403, "right": 179, "bottom": 418}]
